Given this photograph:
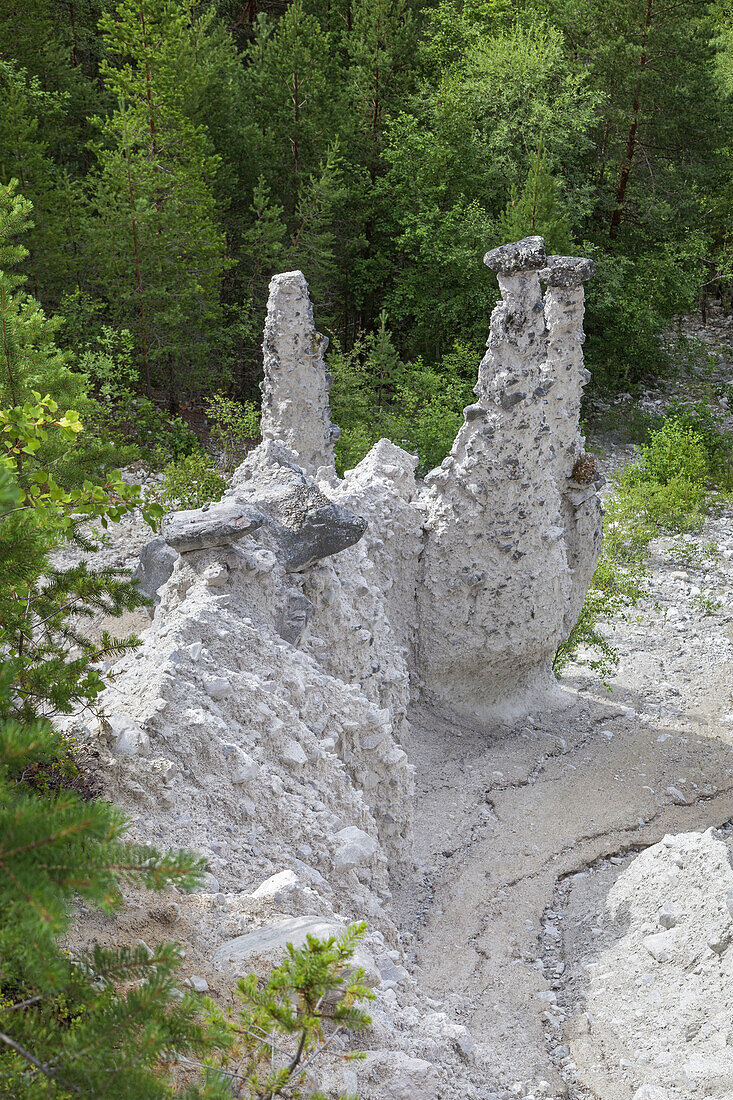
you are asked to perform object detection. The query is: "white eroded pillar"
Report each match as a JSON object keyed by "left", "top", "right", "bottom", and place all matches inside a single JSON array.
[{"left": 260, "top": 270, "right": 339, "bottom": 477}]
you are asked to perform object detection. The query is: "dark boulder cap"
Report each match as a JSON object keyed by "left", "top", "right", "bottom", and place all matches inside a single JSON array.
[
  {"left": 539, "top": 255, "right": 596, "bottom": 288},
  {"left": 484, "top": 236, "right": 546, "bottom": 275}
]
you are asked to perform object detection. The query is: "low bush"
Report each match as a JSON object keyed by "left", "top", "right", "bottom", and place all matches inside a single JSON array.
[
  {"left": 205, "top": 395, "right": 260, "bottom": 472},
  {"left": 556, "top": 414, "right": 727, "bottom": 676},
  {"left": 154, "top": 452, "right": 226, "bottom": 511}
]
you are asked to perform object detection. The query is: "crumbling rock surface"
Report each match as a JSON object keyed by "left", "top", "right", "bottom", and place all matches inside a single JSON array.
[{"left": 569, "top": 829, "right": 733, "bottom": 1099}]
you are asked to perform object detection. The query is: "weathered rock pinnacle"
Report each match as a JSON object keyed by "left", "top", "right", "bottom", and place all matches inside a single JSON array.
[{"left": 260, "top": 270, "right": 339, "bottom": 476}]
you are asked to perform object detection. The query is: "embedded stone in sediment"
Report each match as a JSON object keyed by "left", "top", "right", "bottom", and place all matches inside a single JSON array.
[
  {"left": 162, "top": 500, "right": 264, "bottom": 552},
  {"left": 132, "top": 536, "right": 179, "bottom": 603},
  {"left": 231, "top": 442, "right": 367, "bottom": 571},
  {"left": 260, "top": 270, "right": 339, "bottom": 476}
]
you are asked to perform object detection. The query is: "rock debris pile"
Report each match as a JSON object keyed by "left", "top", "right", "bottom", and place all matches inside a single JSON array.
[
  {"left": 71, "top": 237, "right": 606, "bottom": 1098},
  {"left": 565, "top": 829, "right": 733, "bottom": 1100}
]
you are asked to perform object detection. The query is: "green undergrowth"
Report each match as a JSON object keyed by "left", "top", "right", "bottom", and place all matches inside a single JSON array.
[{"left": 555, "top": 415, "right": 733, "bottom": 678}]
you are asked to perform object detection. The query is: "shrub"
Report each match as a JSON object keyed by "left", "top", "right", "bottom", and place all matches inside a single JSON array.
[
  {"left": 205, "top": 394, "right": 260, "bottom": 471},
  {"left": 636, "top": 418, "right": 709, "bottom": 486},
  {"left": 156, "top": 452, "right": 226, "bottom": 511},
  {"left": 556, "top": 414, "right": 719, "bottom": 677},
  {"left": 0, "top": 397, "right": 165, "bottom": 722}
]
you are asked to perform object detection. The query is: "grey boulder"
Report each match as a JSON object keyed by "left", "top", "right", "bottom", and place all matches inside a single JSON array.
[
  {"left": 232, "top": 444, "right": 367, "bottom": 571},
  {"left": 540, "top": 254, "right": 597, "bottom": 288},
  {"left": 161, "top": 499, "right": 264, "bottom": 553},
  {"left": 484, "top": 235, "right": 546, "bottom": 275},
  {"left": 132, "top": 537, "right": 178, "bottom": 603}
]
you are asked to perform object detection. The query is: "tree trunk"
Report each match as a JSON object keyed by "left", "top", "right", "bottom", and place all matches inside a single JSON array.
[{"left": 609, "top": 0, "right": 654, "bottom": 240}]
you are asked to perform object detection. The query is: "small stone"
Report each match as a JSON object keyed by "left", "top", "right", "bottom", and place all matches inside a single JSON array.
[
  {"left": 223, "top": 745, "right": 259, "bottom": 784},
  {"left": 204, "top": 677, "right": 231, "bottom": 701},
  {"left": 659, "top": 904, "right": 678, "bottom": 930},
  {"left": 333, "top": 826, "right": 379, "bottom": 873},
  {"left": 707, "top": 929, "right": 731, "bottom": 955},
  {"left": 643, "top": 931, "right": 673, "bottom": 963},
  {"left": 666, "top": 786, "right": 688, "bottom": 805},
  {"left": 132, "top": 537, "right": 178, "bottom": 602},
  {"left": 189, "top": 975, "right": 209, "bottom": 993},
  {"left": 107, "top": 714, "right": 150, "bottom": 757},
  {"left": 250, "top": 869, "right": 298, "bottom": 900},
  {"left": 280, "top": 739, "right": 308, "bottom": 768}
]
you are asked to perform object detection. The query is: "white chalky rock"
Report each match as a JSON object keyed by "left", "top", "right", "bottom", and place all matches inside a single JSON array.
[
  {"left": 359, "top": 1050, "right": 441, "bottom": 1100},
  {"left": 107, "top": 714, "right": 150, "bottom": 757},
  {"left": 279, "top": 739, "right": 308, "bottom": 768},
  {"left": 189, "top": 975, "right": 209, "bottom": 993},
  {"left": 333, "top": 826, "right": 379, "bottom": 873},
  {"left": 643, "top": 931, "right": 674, "bottom": 963},
  {"left": 90, "top": 245, "right": 604, "bottom": 1100},
  {"left": 416, "top": 237, "right": 601, "bottom": 719},
  {"left": 204, "top": 677, "right": 231, "bottom": 701},
  {"left": 583, "top": 830, "right": 733, "bottom": 1099},
  {"left": 260, "top": 270, "right": 338, "bottom": 475},
  {"left": 417, "top": 1011, "right": 475, "bottom": 1062},
  {"left": 223, "top": 745, "right": 259, "bottom": 784},
  {"left": 250, "top": 869, "right": 299, "bottom": 900}
]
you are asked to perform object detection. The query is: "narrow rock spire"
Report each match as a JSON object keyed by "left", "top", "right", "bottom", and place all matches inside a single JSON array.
[
  {"left": 417, "top": 236, "right": 575, "bottom": 718},
  {"left": 260, "top": 271, "right": 339, "bottom": 476},
  {"left": 539, "top": 255, "right": 602, "bottom": 633}
]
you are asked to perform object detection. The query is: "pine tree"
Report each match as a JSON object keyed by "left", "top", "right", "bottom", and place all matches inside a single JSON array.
[
  {"left": 498, "top": 140, "right": 573, "bottom": 254},
  {"left": 0, "top": 182, "right": 84, "bottom": 411},
  {"left": 0, "top": 62, "right": 86, "bottom": 306},
  {"left": 336, "top": 0, "right": 416, "bottom": 333},
  {"left": 89, "top": 0, "right": 228, "bottom": 406},
  {"left": 0, "top": 459, "right": 228, "bottom": 1098},
  {"left": 241, "top": 0, "right": 337, "bottom": 217}
]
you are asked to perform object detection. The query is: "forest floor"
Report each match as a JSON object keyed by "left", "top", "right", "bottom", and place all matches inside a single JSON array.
[{"left": 393, "top": 309, "right": 733, "bottom": 1099}]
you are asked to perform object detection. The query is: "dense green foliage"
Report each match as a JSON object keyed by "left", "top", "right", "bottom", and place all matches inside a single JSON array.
[{"left": 1, "top": 0, "right": 732, "bottom": 450}]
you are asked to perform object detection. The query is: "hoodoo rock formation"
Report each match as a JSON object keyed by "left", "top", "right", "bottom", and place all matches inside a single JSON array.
[
  {"left": 259, "top": 269, "right": 340, "bottom": 478},
  {"left": 418, "top": 236, "right": 602, "bottom": 717},
  {"left": 129, "top": 235, "right": 602, "bottom": 771},
  {"left": 82, "top": 237, "right": 603, "bottom": 1098}
]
